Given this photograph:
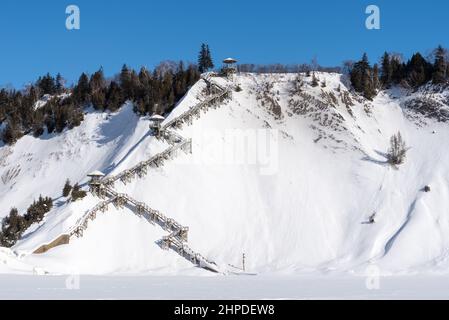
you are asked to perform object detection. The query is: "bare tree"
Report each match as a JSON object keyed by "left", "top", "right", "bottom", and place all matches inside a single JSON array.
[{"left": 387, "top": 131, "right": 408, "bottom": 165}]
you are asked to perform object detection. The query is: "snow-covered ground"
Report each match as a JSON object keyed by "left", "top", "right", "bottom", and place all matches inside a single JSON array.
[
  {"left": 1, "top": 72, "right": 449, "bottom": 298},
  {"left": 1, "top": 273, "right": 449, "bottom": 299}
]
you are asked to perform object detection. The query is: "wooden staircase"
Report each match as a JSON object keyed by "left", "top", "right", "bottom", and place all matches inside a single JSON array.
[
  {"left": 101, "top": 137, "right": 193, "bottom": 187},
  {"left": 32, "top": 76, "right": 231, "bottom": 273},
  {"left": 70, "top": 185, "right": 221, "bottom": 272},
  {"left": 161, "top": 83, "right": 231, "bottom": 131}
]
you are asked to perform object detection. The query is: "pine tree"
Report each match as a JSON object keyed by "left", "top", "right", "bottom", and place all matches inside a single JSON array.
[
  {"left": 24, "top": 195, "right": 53, "bottom": 224},
  {"left": 106, "top": 81, "right": 124, "bottom": 112},
  {"left": 73, "top": 73, "right": 90, "bottom": 105},
  {"left": 198, "top": 43, "right": 207, "bottom": 73},
  {"left": 120, "top": 64, "right": 133, "bottom": 99},
  {"left": 205, "top": 45, "right": 214, "bottom": 71},
  {"left": 32, "top": 109, "right": 45, "bottom": 137},
  {"left": 432, "top": 45, "right": 447, "bottom": 84},
  {"left": 186, "top": 64, "right": 200, "bottom": 86},
  {"left": 406, "top": 53, "right": 431, "bottom": 88},
  {"left": 90, "top": 68, "right": 106, "bottom": 91},
  {"left": 390, "top": 55, "right": 405, "bottom": 84},
  {"left": 350, "top": 53, "right": 375, "bottom": 99},
  {"left": 380, "top": 52, "right": 392, "bottom": 87},
  {"left": 37, "top": 73, "right": 57, "bottom": 96},
  {"left": 44, "top": 113, "right": 56, "bottom": 134},
  {"left": 138, "top": 67, "right": 151, "bottom": 96},
  {"left": 90, "top": 68, "right": 107, "bottom": 110},
  {"left": 54, "top": 102, "right": 68, "bottom": 133},
  {"left": 71, "top": 183, "right": 87, "bottom": 201},
  {"left": 198, "top": 43, "right": 214, "bottom": 73},
  {"left": 55, "top": 73, "right": 65, "bottom": 94},
  {"left": 0, "top": 208, "right": 26, "bottom": 247},
  {"left": 372, "top": 64, "right": 380, "bottom": 89},
  {"left": 1, "top": 119, "right": 22, "bottom": 145},
  {"left": 62, "top": 179, "right": 73, "bottom": 197}
]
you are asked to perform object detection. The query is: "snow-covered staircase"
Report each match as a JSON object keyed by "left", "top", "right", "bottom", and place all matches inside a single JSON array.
[{"left": 30, "top": 76, "right": 233, "bottom": 273}]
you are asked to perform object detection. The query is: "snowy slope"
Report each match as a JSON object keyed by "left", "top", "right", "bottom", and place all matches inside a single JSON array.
[{"left": 2, "top": 72, "right": 449, "bottom": 275}]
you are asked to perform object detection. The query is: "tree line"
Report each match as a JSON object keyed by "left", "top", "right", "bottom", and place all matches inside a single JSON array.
[
  {"left": 1, "top": 44, "right": 448, "bottom": 146},
  {"left": 349, "top": 46, "right": 449, "bottom": 99},
  {"left": 0, "top": 176, "right": 95, "bottom": 247},
  {"left": 0, "top": 196, "right": 53, "bottom": 247},
  {"left": 0, "top": 61, "right": 201, "bottom": 146}
]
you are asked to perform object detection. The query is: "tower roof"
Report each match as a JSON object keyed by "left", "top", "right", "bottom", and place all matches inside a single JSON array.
[
  {"left": 87, "top": 170, "right": 105, "bottom": 177},
  {"left": 223, "top": 58, "right": 237, "bottom": 64},
  {"left": 150, "top": 114, "right": 165, "bottom": 121}
]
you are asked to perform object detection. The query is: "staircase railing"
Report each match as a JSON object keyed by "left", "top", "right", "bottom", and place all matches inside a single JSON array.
[
  {"left": 161, "top": 87, "right": 231, "bottom": 131},
  {"left": 102, "top": 138, "right": 192, "bottom": 187},
  {"left": 33, "top": 76, "right": 230, "bottom": 274}
]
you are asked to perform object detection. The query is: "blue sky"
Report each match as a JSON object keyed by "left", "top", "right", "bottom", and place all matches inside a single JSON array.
[{"left": 1, "top": 0, "right": 448, "bottom": 88}]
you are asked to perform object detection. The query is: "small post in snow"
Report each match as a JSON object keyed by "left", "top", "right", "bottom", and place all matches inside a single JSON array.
[{"left": 242, "top": 253, "right": 246, "bottom": 271}]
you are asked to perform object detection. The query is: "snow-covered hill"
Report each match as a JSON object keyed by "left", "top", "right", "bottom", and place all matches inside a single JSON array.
[{"left": 2, "top": 72, "right": 449, "bottom": 276}]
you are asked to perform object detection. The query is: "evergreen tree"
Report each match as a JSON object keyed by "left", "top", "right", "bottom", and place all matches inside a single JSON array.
[
  {"left": 390, "top": 55, "right": 405, "bottom": 84},
  {"left": 37, "top": 73, "right": 57, "bottom": 96},
  {"left": 120, "top": 64, "right": 132, "bottom": 99},
  {"left": 65, "top": 103, "right": 84, "bottom": 130},
  {"left": 55, "top": 73, "right": 65, "bottom": 94},
  {"left": 53, "top": 102, "right": 68, "bottom": 133},
  {"left": 62, "top": 179, "right": 73, "bottom": 197},
  {"left": 350, "top": 53, "right": 376, "bottom": 99},
  {"left": 24, "top": 195, "right": 53, "bottom": 224},
  {"left": 0, "top": 196, "right": 53, "bottom": 247},
  {"left": 205, "top": 45, "right": 214, "bottom": 71},
  {"left": 0, "top": 60, "right": 201, "bottom": 146},
  {"left": 198, "top": 43, "right": 214, "bottom": 73},
  {"left": 44, "top": 113, "right": 56, "bottom": 134},
  {"left": 372, "top": 64, "right": 380, "bottom": 89},
  {"left": 186, "top": 64, "right": 200, "bottom": 86},
  {"left": 31, "top": 109, "right": 45, "bottom": 137},
  {"left": 380, "top": 52, "right": 392, "bottom": 87},
  {"left": 90, "top": 68, "right": 107, "bottom": 109},
  {"left": 71, "top": 183, "right": 87, "bottom": 201},
  {"left": 406, "top": 53, "right": 432, "bottom": 88},
  {"left": 198, "top": 43, "right": 207, "bottom": 73},
  {"left": 432, "top": 45, "right": 447, "bottom": 84},
  {"left": 0, "top": 208, "right": 26, "bottom": 247},
  {"left": 106, "top": 81, "right": 124, "bottom": 112},
  {"left": 1, "top": 119, "right": 22, "bottom": 145},
  {"left": 73, "top": 73, "right": 90, "bottom": 105}
]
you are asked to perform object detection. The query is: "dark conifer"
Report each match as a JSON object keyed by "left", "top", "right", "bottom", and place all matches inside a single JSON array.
[
  {"left": 198, "top": 44, "right": 214, "bottom": 73},
  {"left": 432, "top": 45, "right": 447, "bottom": 84},
  {"left": 380, "top": 52, "right": 392, "bottom": 87},
  {"left": 73, "top": 73, "right": 91, "bottom": 105},
  {"left": 63, "top": 179, "right": 73, "bottom": 197}
]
